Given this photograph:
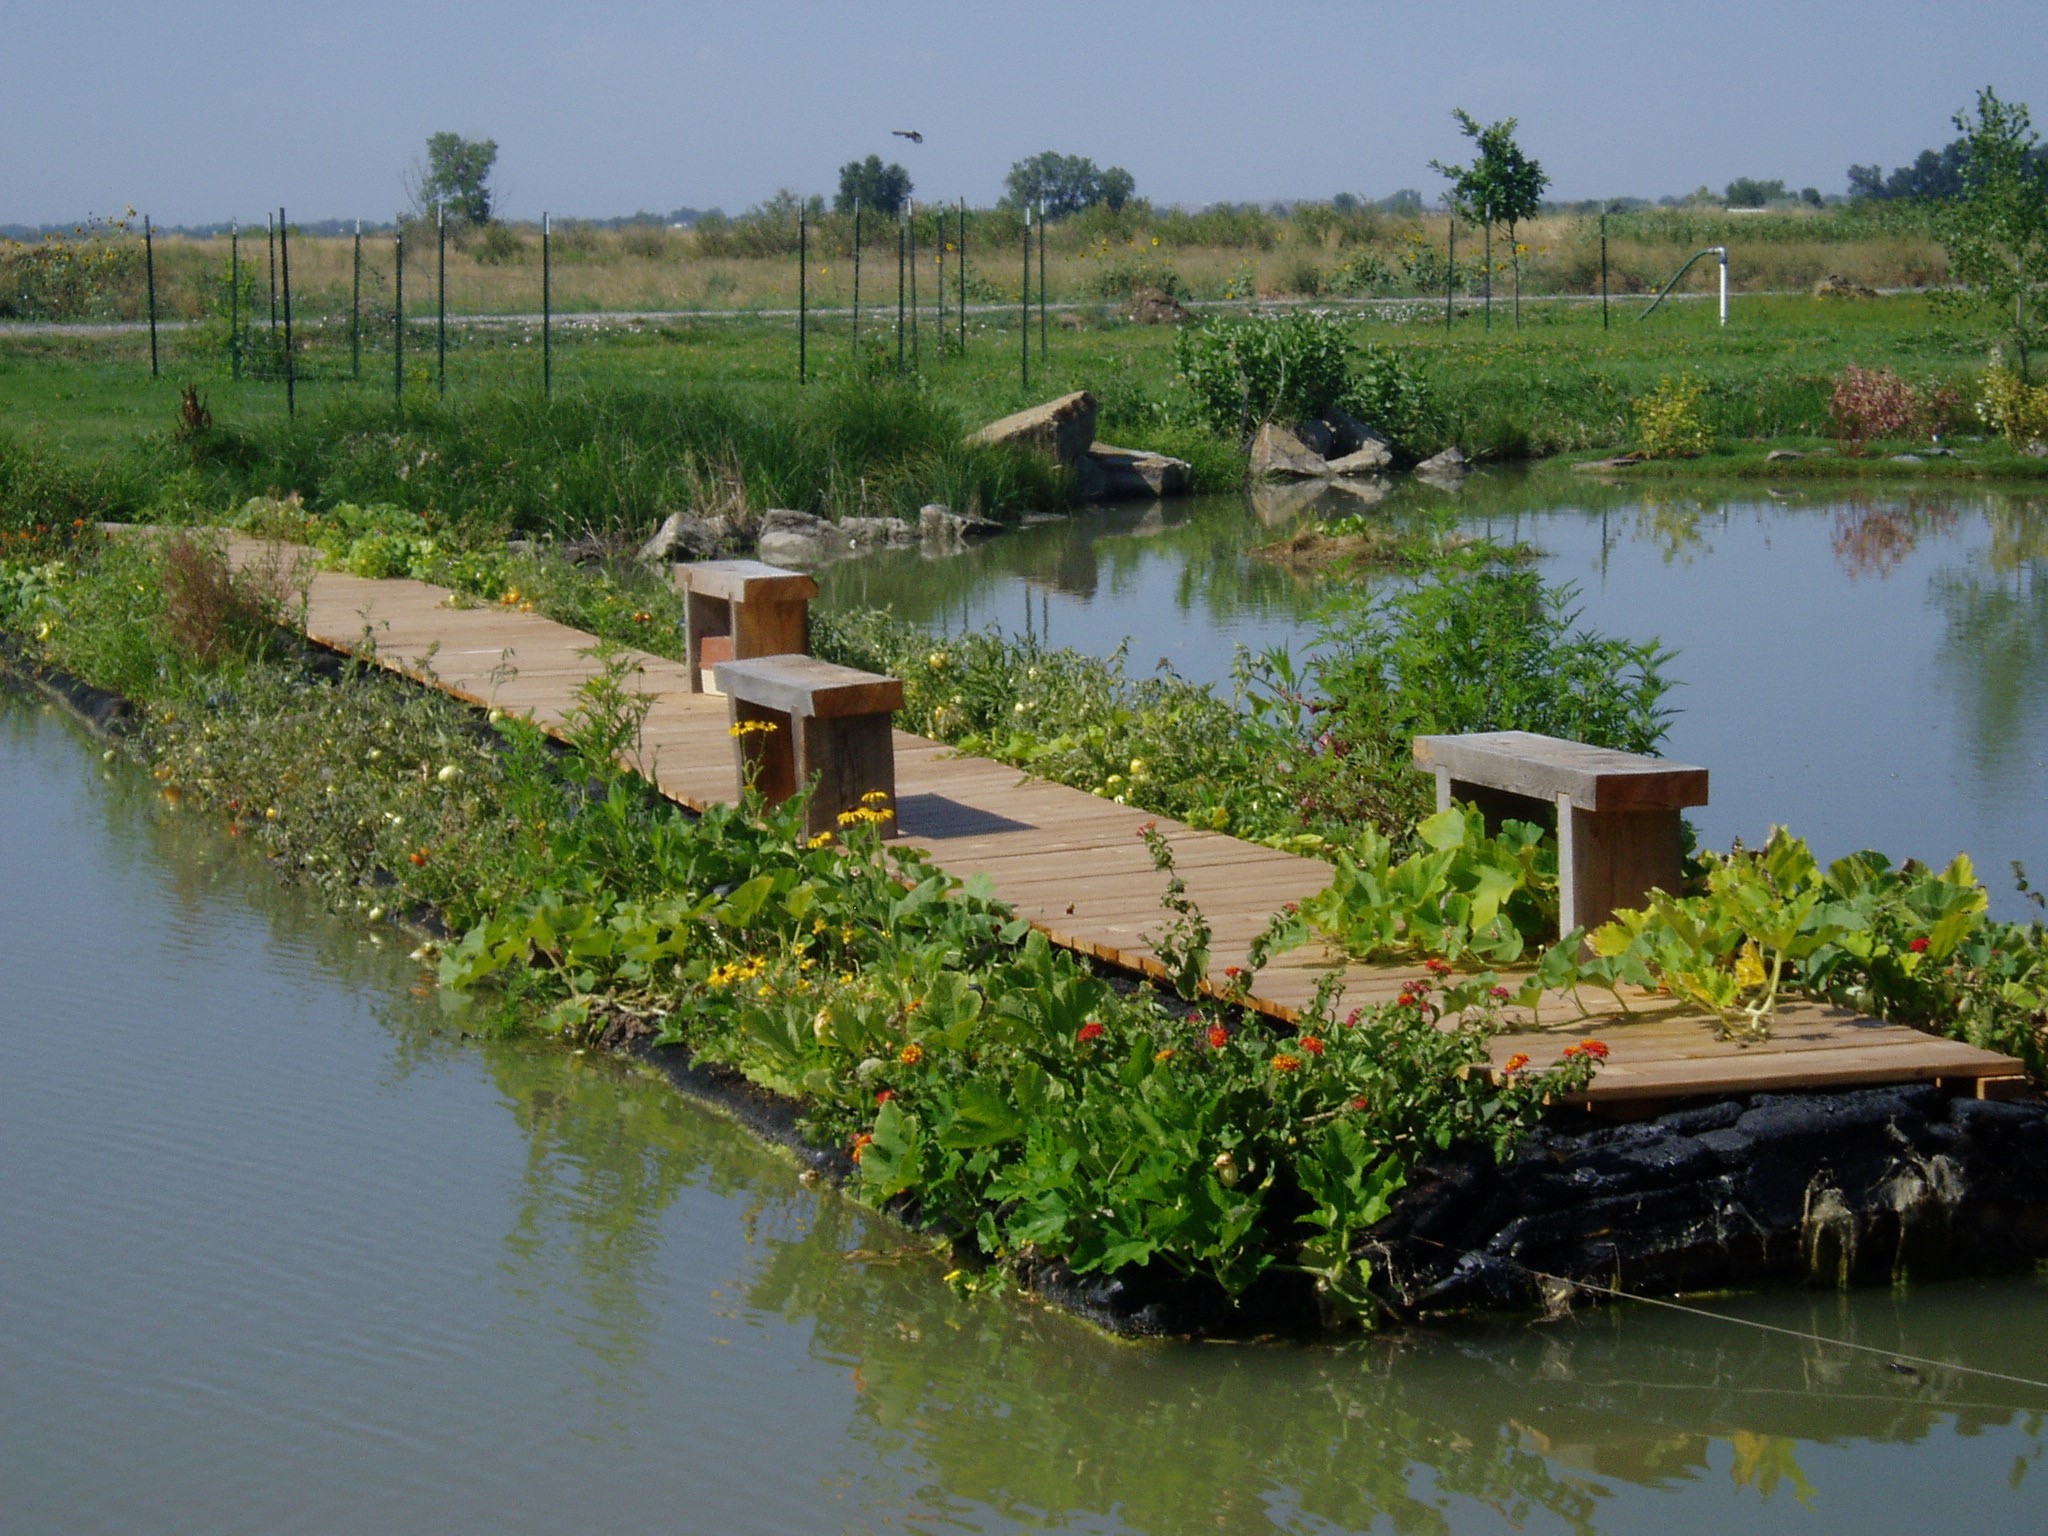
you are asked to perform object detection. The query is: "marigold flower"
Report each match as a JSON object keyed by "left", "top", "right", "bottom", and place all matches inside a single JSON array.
[
  {"left": 1908, "top": 936, "right": 1931, "bottom": 953},
  {"left": 1423, "top": 957, "right": 1453, "bottom": 977},
  {"left": 1224, "top": 965, "right": 1243, "bottom": 979},
  {"left": 408, "top": 850, "right": 428, "bottom": 867},
  {"left": 1396, "top": 992, "right": 1417, "bottom": 1008},
  {"left": 1077, "top": 1020, "right": 1105, "bottom": 1043},
  {"left": 1502, "top": 1052, "right": 1531, "bottom": 1074},
  {"left": 898, "top": 1042, "right": 924, "bottom": 1066},
  {"left": 875, "top": 1089, "right": 895, "bottom": 1105},
  {"left": 851, "top": 1132, "right": 873, "bottom": 1163},
  {"left": 1271, "top": 1054, "right": 1303, "bottom": 1073},
  {"left": 1300, "top": 1035, "right": 1325, "bottom": 1055},
  {"left": 1154, "top": 1047, "right": 1177, "bottom": 1062},
  {"left": 1207, "top": 1025, "right": 1230, "bottom": 1049},
  {"left": 1579, "top": 1039, "right": 1610, "bottom": 1059}
]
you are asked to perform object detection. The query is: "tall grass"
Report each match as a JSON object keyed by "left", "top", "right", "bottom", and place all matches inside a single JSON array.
[{"left": 157, "top": 378, "right": 1070, "bottom": 536}]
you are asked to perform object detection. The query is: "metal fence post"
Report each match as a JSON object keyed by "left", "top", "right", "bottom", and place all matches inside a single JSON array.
[
  {"left": 1601, "top": 211, "right": 1610, "bottom": 331},
  {"left": 394, "top": 226, "right": 404, "bottom": 405},
  {"left": 351, "top": 220, "right": 362, "bottom": 379},
  {"left": 144, "top": 215, "right": 159, "bottom": 377},
  {"left": 908, "top": 200, "right": 918, "bottom": 372},
  {"left": 799, "top": 206, "right": 808, "bottom": 384},
  {"left": 542, "top": 212, "right": 553, "bottom": 396},
  {"left": 1020, "top": 205, "right": 1030, "bottom": 391},
  {"left": 437, "top": 209, "right": 447, "bottom": 396},
  {"left": 229, "top": 223, "right": 241, "bottom": 380},
  {"left": 852, "top": 199, "right": 861, "bottom": 360},
  {"left": 1038, "top": 202, "right": 1047, "bottom": 361},
  {"left": 896, "top": 215, "right": 906, "bottom": 375},
  {"left": 958, "top": 199, "right": 966, "bottom": 356},
  {"left": 279, "top": 206, "right": 295, "bottom": 416}
]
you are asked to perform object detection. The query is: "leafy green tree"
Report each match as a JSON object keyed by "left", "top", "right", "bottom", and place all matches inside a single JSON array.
[
  {"left": 1430, "top": 110, "right": 1549, "bottom": 328},
  {"left": 1724, "top": 177, "right": 1789, "bottom": 207},
  {"left": 420, "top": 133, "right": 498, "bottom": 225},
  {"left": 1003, "top": 152, "right": 1135, "bottom": 218},
  {"left": 1934, "top": 88, "right": 2048, "bottom": 379},
  {"left": 834, "top": 155, "right": 911, "bottom": 217}
]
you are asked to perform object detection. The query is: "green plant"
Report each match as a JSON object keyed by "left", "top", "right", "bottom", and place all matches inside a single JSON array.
[
  {"left": 1932, "top": 88, "right": 2048, "bottom": 379},
  {"left": 1093, "top": 255, "right": 1185, "bottom": 300},
  {"left": 1329, "top": 251, "right": 1394, "bottom": 295},
  {"left": 1173, "top": 311, "right": 1358, "bottom": 438},
  {"left": 1431, "top": 109, "right": 1550, "bottom": 326},
  {"left": 1978, "top": 364, "right": 2048, "bottom": 445},
  {"left": 1346, "top": 343, "right": 1439, "bottom": 442},
  {"left": 1633, "top": 374, "right": 1715, "bottom": 457}
]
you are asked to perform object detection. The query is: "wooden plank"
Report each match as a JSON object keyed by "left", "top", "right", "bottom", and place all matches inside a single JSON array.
[{"left": 714, "top": 655, "right": 904, "bottom": 718}]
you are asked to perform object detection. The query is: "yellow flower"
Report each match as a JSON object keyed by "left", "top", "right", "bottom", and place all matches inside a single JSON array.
[
  {"left": 729, "top": 719, "right": 779, "bottom": 738},
  {"left": 806, "top": 831, "right": 835, "bottom": 848}
]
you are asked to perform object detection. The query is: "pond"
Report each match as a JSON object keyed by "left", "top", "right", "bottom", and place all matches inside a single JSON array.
[
  {"left": 817, "top": 476, "right": 2048, "bottom": 921},
  {"left": 7, "top": 691, "right": 2048, "bottom": 1532}
]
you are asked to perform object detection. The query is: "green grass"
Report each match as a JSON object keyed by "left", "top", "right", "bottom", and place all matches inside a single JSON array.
[{"left": 0, "top": 291, "right": 2034, "bottom": 540}]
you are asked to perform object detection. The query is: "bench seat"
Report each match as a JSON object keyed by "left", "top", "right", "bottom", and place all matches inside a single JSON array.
[{"left": 716, "top": 655, "right": 904, "bottom": 838}]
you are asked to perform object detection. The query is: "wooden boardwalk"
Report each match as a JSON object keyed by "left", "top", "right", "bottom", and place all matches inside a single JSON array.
[{"left": 229, "top": 537, "right": 2027, "bottom": 1106}]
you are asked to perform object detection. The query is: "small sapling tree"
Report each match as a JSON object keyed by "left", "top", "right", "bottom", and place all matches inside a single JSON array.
[
  {"left": 1934, "top": 87, "right": 2048, "bottom": 380},
  {"left": 1431, "top": 110, "right": 1549, "bottom": 328}
]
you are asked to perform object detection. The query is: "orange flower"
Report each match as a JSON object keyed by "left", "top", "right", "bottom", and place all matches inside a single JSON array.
[
  {"left": 1271, "top": 1054, "right": 1303, "bottom": 1073},
  {"left": 1207, "top": 1025, "right": 1230, "bottom": 1049},
  {"left": 898, "top": 1042, "right": 924, "bottom": 1066},
  {"left": 851, "top": 1132, "right": 874, "bottom": 1163},
  {"left": 1300, "top": 1035, "right": 1325, "bottom": 1056},
  {"left": 1502, "top": 1052, "right": 1530, "bottom": 1074}
]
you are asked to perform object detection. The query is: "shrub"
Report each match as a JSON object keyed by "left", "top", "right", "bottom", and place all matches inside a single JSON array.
[
  {"left": 1092, "top": 255, "right": 1185, "bottom": 300},
  {"left": 1632, "top": 374, "right": 1714, "bottom": 457},
  {"left": 1282, "top": 258, "right": 1326, "bottom": 296},
  {"left": 1828, "top": 364, "right": 1919, "bottom": 454},
  {"left": 1347, "top": 344, "right": 1439, "bottom": 442},
  {"left": 1329, "top": 252, "right": 1394, "bottom": 296},
  {"left": 1978, "top": 365, "right": 2048, "bottom": 447},
  {"left": 1173, "top": 311, "right": 1357, "bottom": 438}
]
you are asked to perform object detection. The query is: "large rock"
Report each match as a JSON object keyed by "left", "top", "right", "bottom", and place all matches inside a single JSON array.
[
  {"left": 1299, "top": 409, "right": 1400, "bottom": 463},
  {"left": 755, "top": 509, "right": 835, "bottom": 567},
  {"left": 966, "top": 391, "right": 1097, "bottom": 469},
  {"left": 919, "top": 503, "right": 1002, "bottom": 541},
  {"left": 1084, "top": 443, "right": 1192, "bottom": 500},
  {"left": 1328, "top": 440, "right": 1395, "bottom": 475},
  {"left": 637, "top": 509, "right": 735, "bottom": 563},
  {"left": 836, "top": 516, "right": 915, "bottom": 548},
  {"left": 1250, "top": 422, "right": 1332, "bottom": 479},
  {"left": 1414, "top": 446, "right": 1469, "bottom": 480}
]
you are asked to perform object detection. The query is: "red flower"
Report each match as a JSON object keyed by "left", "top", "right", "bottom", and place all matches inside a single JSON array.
[
  {"left": 1350, "top": 1095, "right": 1369, "bottom": 1111},
  {"left": 1395, "top": 992, "right": 1417, "bottom": 1009},
  {"left": 1423, "top": 957, "right": 1453, "bottom": 977},
  {"left": 1077, "top": 1020, "right": 1105, "bottom": 1043},
  {"left": 1490, "top": 985, "right": 1512, "bottom": 1001},
  {"left": 1271, "top": 1054, "right": 1303, "bottom": 1073},
  {"left": 1135, "top": 822, "right": 1156, "bottom": 839},
  {"left": 1502, "top": 1052, "right": 1531, "bottom": 1074},
  {"left": 1207, "top": 1025, "right": 1230, "bottom": 1050},
  {"left": 1908, "top": 937, "right": 1931, "bottom": 954},
  {"left": 1300, "top": 1035, "right": 1325, "bottom": 1056},
  {"left": 1224, "top": 965, "right": 1243, "bottom": 980},
  {"left": 1564, "top": 1039, "right": 1611, "bottom": 1061},
  {"left": 1344, "top": 1009, "right": 1363, "bottom": 1028},
  {"left": 875, "top": 1089, "right": 895, "bottom": 1105},
  {"left": 408, "top": 850, "right": 429, "bottom": 867}
]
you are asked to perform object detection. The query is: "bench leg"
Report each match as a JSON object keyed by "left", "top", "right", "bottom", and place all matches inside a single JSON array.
[
  {"left": 733, "top": 596, "right": 810, "bottom": 664},
  {"left": 687, "top": 591, "right": 731, "bottom": 695},
  {"left": 793, "top": 712, "right": 897, "bottom": 841},
  {"left": 1557, "top": 797, "right": 1684, "bottom": 937},
  {"left": 730, "top": 699, "right": 797, "bottom": 804}
]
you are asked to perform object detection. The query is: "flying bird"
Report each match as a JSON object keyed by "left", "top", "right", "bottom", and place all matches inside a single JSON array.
[{"left": 891, "top": 129, "right": 923, "bottom": 143}]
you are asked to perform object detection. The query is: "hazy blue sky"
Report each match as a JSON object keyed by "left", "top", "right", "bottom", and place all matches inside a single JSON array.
[{"left": 6, "top": 1, "right": 2044, "bottom": 224}]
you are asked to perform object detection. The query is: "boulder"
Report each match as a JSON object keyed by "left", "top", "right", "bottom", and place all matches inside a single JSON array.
[
  {"left": 1124, "top": 286, "right": 1191, "bottom": 325},
  {"left": 1327, "top": 440, "right": 1395, "bottom": 475},
  {"left": 966, "top": 391, "right": 1097, "bottom": 469},
  {"left": 1572, "top": 452, "right": 1649, "bottom": 472},
  {"left": 1815, "top": 274, "right": 1881, "bottom": 300},
  {"left": 1764, "top": 449, "right": 1806, "bottom": 462},
  {"left": 755, "top": 508, "right": 835, "bottom": 567},
  {"left": 1250, "top": 422, "right": 1333, "bottom": 479},
  {"left": 1303, "top": 409, "right": 1400, "bottom": 462},
  {"left": 1414, "top": 446, "right": 1469, "bottom": 479},
  {"left": 919, "top": 503, "right": 1003, "bottom": 541},
  {"left": 1084, "top": 443, "right": 1192, "bottom": 500},
  {"left": 837, "top": 516, "right": 916, "bottom": 548},
  {"left": 637, "top": 509, "right": 734, "bottom": 563}
]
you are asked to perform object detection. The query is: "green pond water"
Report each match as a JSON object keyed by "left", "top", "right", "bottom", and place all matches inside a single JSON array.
[
  {"left": 6, "top": 679, "right": 2048, "bottom": 1532},
  {"left": 817, "top": 475, "right": 2048, "bottom": 921}
]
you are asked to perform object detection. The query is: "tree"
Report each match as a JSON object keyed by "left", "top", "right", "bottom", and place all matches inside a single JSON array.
[
  {"left": 1002, "top": 152, "right": 1135, "bottom": 218},
  {"left": 1430, "top": 110, "right": 1549, "bottom": 328},
  {"left": 1724, "top": 177, "right": 1789, "bottom": 207},
  {"left": 1933, "top": 88, "right": 2048, "bottom": 379},
  {"left": 835, "top": 155, "right": 911, "bottom": 217},
  {"left": 420, "top": 133, "right": 498, "bottom": 225}
]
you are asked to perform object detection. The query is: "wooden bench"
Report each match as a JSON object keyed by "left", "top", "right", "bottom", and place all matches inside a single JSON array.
[
  {"left": 716, "top": 655, "right": 906, "bottom": 839},
  {"left": 1413, "top": 730, "right": 1709, "bottom": 936},
  {"left": 676, "top": 560, "right": 820, "bottom": 695}
]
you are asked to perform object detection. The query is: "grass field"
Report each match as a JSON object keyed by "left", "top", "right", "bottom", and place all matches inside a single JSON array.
[{"left": 3, "top": 284, "right": 2041, "bottom": 541}]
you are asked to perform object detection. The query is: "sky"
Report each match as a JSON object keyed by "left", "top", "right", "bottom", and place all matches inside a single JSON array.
[{"left": 5, "top": 0, "right": 2045, "bottom": 226}]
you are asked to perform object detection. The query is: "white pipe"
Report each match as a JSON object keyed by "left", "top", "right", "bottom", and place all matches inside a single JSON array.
[{"left": 1716, "top": 246, "right": 1728, "bottom": 326}]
